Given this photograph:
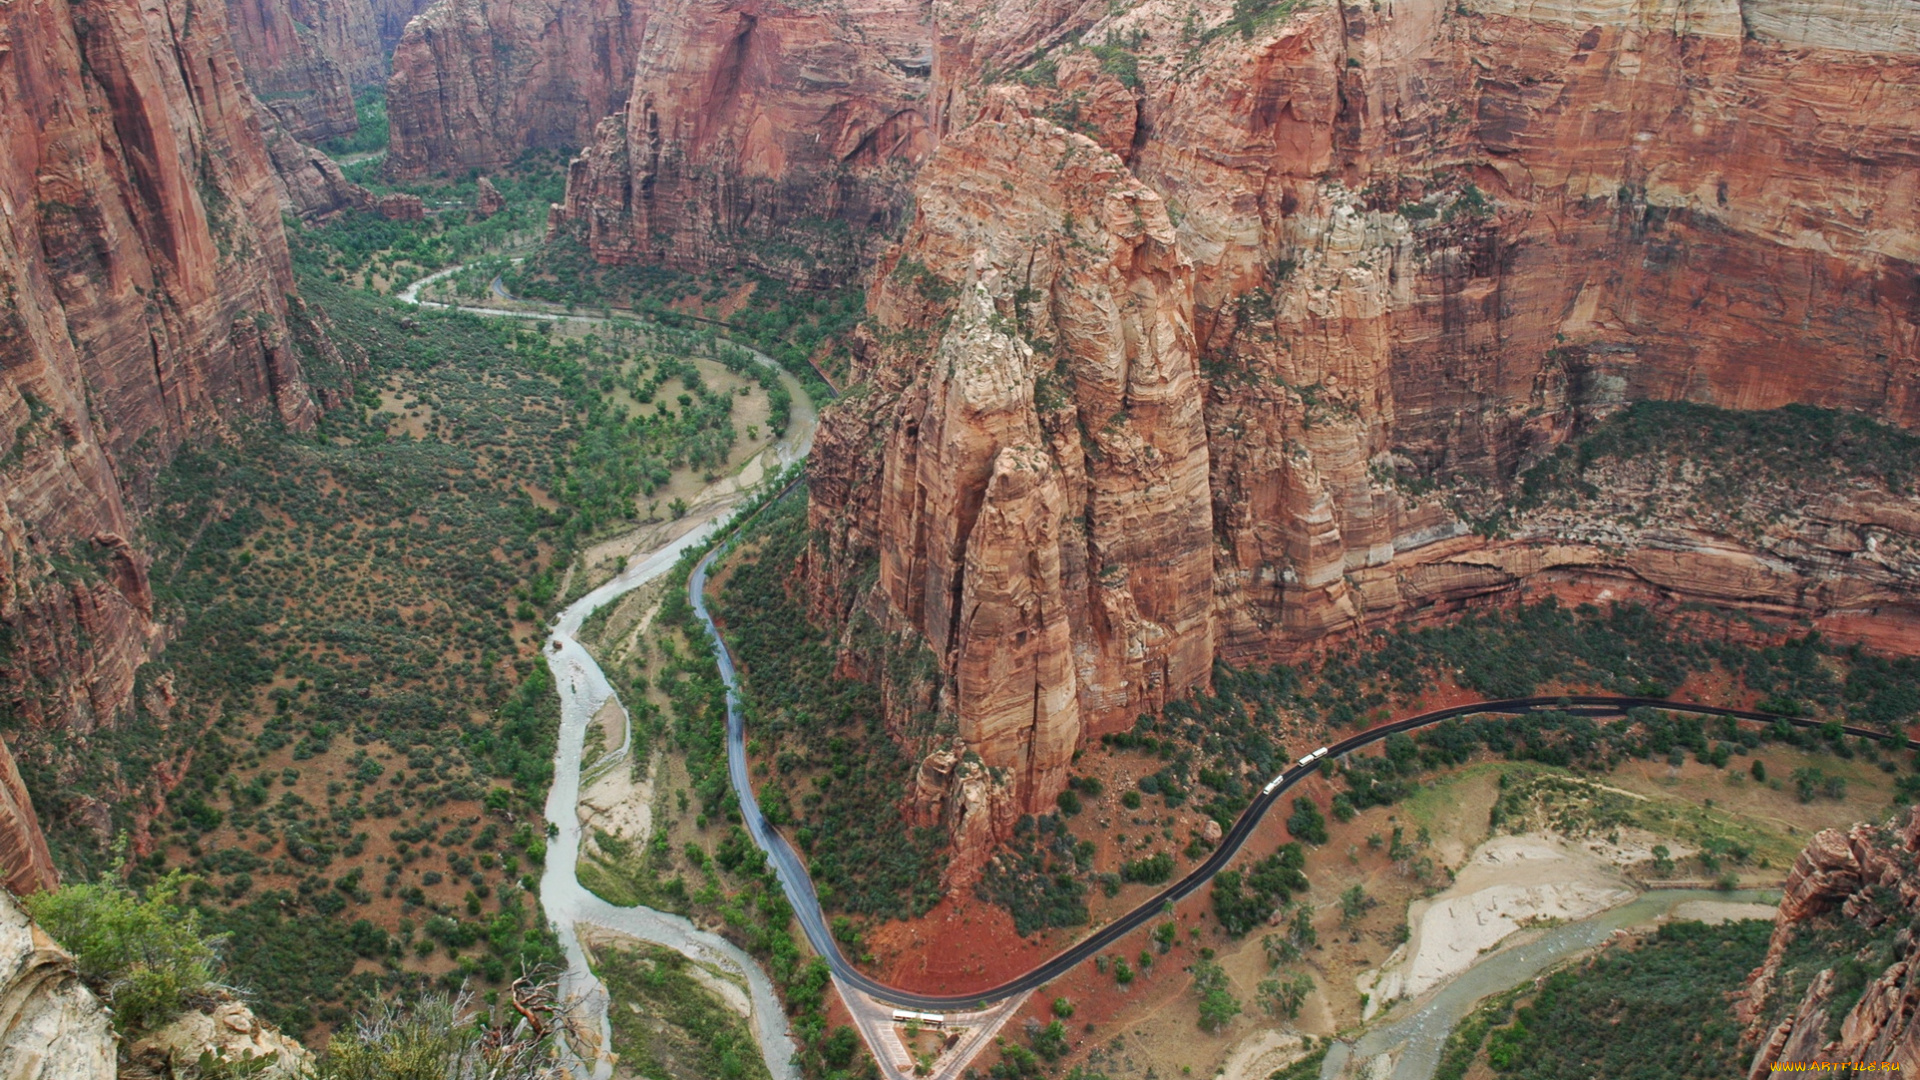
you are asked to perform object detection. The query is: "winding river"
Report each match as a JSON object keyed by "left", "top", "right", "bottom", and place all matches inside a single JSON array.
[{"left": 402, "top": 266, "right": 816, "bottom": 1080}]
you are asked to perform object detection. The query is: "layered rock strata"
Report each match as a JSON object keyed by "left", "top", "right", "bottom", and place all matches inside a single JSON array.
[
  {"left": 1738, "top": 810, "right": 1920, "bottom": 1073},
  {"left": 384, "top": 0, "right": 653, "bottom": 178},
  {"left": 1, "top": 0, "right": 322, "bottom": 874},
  {"left": 805, "top": 0, "right": 1920, "bottom": 833},
  {"left": 549, "top": 0, "right": 935, "bottom": 282}
]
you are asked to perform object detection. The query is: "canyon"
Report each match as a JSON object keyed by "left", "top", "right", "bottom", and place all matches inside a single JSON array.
[
  {"left": 276, "top": 0, "right": 1920, "bottom": 849},
  {"left": 1, "top": 0, "right": 331, "bottom": 882}
]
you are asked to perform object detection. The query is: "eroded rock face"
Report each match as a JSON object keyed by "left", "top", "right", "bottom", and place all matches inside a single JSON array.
[
  {"left": 384, "top": 0, "right": 652, "bottom": 178},
  {"left": 1, "top": 0, "right": 321, "bottom": 874},
  {"left": 0, "top": 889, "right": 115, "bottom": 1080},
  {"left": 224, "top": 0, "right": 361, "bottom": 141},
  {"left": 1738, "top": 811, "right": 1920, "bottom": 1074},
  {"left": 815, "top": 112, "right": 1213, "bottom": 822},
  {"left": 806, "top": 0, "right": 1920, "bottom": 830},
  {"left": 551, "top": 0, "right": 935, "bottom": 283}
]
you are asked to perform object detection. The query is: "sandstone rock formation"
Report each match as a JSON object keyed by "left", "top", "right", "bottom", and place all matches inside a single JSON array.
[
  {"left": 267, "top": 126, "right": 375, "bottom": 219},
  {"left": 803, "top": 0, "right": 1920, "bottom": 836},
  {"left": 549, "top": 0, "right": 935, "bottom": 283},
  {"left": 125, "top": 993, "right": 314, "bottom": 1080},
  {"left": 0, "top": 889, "right": 115, "bottom": 1080},
  {"left": 1, "top": 0, "right": 324, "bottom": 874},
  {"left": 1737, "top": 810, "right": 1920, "bottom": 1073},
  {"left": 377, "top": 192, "right": 428, "bottom": 220},
  {"left": 472, "top": 176, "right": 506, "bottom": 220},
  {"left": 384, "top": 0, "right": 652, "bottom": 178},
  {"left": 224, "top": 0, "right": 361, "bottom": 141}
]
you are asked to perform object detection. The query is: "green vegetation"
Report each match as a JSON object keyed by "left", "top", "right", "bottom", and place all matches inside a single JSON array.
[
  {"left": 297, "top": 151, "right": 568, "bottom": 288},
  {"left": 318, "top": 990, "right": 559, "bottom": 1080},
  {"left": 708, "top": 496, "right": 947, "bottom": 919},
  {"left": 1210, "top": 844, "right": 1308, "bottom": 936},
  {"left": 1189, "top": 958, "right": 1241, "bottom": 1032},
  {"left": 318, "top": 88, "right": 390, "bottom": 159},
  {"left": 1472, "top": 920, "right": 1770, "bottom": 1079},
  {"left": 509, "top": 238, "right": 858, "bottom": 392},
  {"left": 976, "top": 813, "right": 1093, "bottom": 936},
  {"left": 597, "top": 943, "right": 774, "bottom": 1080},
  {"left": 25, "top": 873, "right": 217, "bottom": 1034}
]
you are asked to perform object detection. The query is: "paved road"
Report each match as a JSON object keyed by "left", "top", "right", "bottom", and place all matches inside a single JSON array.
[{"left": 683, "top": 559, "right": 1919, "bottom": 1011}]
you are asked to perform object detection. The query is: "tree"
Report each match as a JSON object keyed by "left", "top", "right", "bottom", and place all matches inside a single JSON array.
[
  {"left": 1257, "top": 972, "right": 1315, "bottom": 1019},
  {"left": 26, "top": 872, "right": 219, "bottom": 1035},
  {"left": 1191, "top": 959, "right": 1242, "bottom": 1032},
  {"left": 1339, "top": 885, "right": 1376, "bottom": 928}
]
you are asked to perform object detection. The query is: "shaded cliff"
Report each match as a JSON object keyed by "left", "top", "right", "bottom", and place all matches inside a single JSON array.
[
  {"left": 551, "top": 0, "right": 935, "bottom": 282},
  {"left": 1, "top": 0, "right": 323, "bottom": 878},
  {"left": 1737, "top": 809, "right": 1920, "bottom": 1073},
  {"left": 384, "top": 0, "right": 652, "bottom": 178},
  {"left": 804, "top": 0, "right": 1920, "bottom": 830}
]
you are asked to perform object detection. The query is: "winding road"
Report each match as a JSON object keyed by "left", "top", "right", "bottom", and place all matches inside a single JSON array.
[
  {"left": 398, "top": 259, "right": 1917, "bottom": 1065},
  {"left": 684, "top": 552, "right": 1920, "bottom": 1012}
]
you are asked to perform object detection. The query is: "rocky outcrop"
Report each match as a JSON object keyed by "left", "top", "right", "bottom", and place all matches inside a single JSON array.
[
  {"left": 0, "top": 889, "right": 115, "bottom": 1080},
  {"left": 550, "top": 0, "right": 935, "bottom": 283},
  {"left": 1, "top": 0, "right": 323, "bottom": 871},
  {"left": 377, "top": 192, "right": 427, "bottom": 220},
  {"left": 472, "top": 176, "right": 506, "bottom": 220},
  {"left": 815, "top": 111, "right": 1213, "bottom": 819},
  {"left": 266, "top": 126, "right": 374, "bottom": 218},
  {"left": 1737, "top": 811, "right": 1920, "bottom": 1074},
  {"left": 805, "top": 0, "right": 1920, "bottom": 827},
  {"left": 384, "top": 0, "right": 652, "bottom": 178},
  {"left": 125, "top": 993, "right": 314, "bottom": 1079}
]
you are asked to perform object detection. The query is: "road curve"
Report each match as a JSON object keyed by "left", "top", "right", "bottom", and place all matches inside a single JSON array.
[{"left": 685, "top": 550, "right": 1918, "bottom": 1010}]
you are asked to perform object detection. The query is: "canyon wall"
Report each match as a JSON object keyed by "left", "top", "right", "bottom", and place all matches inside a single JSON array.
[
  {"left": 550, "top": 0, "right": 935, "bottom": 282},
  {"left": 224, "top": 0, "right": 434, "bottom": 142},
  {"left": 1738, "top": 809, "right": 1920, "bottom": 1073},
  {"left": 224, "top": 0, "right": 360, "bottom": 141},
  {"left": 384, "top": 0, "right": 653, "bottom": 178},
  {"left": 1, "top": 0, "right": 321, "bottom": 879},
  {"left": 806, "top": 0, "right": 1920, "bottom": 822}
]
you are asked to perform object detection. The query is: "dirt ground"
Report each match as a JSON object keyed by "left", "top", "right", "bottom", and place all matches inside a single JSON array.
[{"left": 961, "top": 741, "right": 1903, "bottom": 1080}]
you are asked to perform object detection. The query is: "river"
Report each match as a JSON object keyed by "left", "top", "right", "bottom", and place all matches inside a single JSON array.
[
  {"left": 399, "top": 265, "right": 816, "bottom": 1080},
  {"left": 1320, "top": 888, "right": 1782, "bottom": 1080}
]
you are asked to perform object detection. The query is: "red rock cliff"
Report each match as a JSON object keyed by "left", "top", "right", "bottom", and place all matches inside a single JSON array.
[
  {"left": 551, "top": 0, "right": 935, "bottom": 283},
  {"left": 224, "top": 0, "right": 361, "bottom": 141},
  {"left": 0, "top": 0, "right": 322, "bottom": 885},
  {"left": 805, "top": 0, "right": 1920, "bottom": 833},
  {"left": 383, "top": 0, "right": 652, "bottom": 178}
]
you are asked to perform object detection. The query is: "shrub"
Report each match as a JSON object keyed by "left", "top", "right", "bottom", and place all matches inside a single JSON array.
[
  {"left": 26, "top": 873, "right": 219, "bottom": 1034},
  {"left": 1286, "top": 797, "right": 1328, "bottom": 845}
]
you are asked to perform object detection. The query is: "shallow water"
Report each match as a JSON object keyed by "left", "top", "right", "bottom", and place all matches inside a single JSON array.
[{"left": 1320, "top": 888, "right": 1781, "bottom": 1080}]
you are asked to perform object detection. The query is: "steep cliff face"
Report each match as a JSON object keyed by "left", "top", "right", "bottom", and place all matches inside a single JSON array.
[
  {"left": 1737, "top": 810, "right": 1920, "bottom": 1073},
  {"left": 550, "top": 0, "right": 935, "bottom": 282},
  {"left": 1, "top": 0, "right": 319, "bottom": 872},
  {"left": 224, "top": 0, "right": 361, "bottom": 141},
  {"left": 805, "top": 0, "right": 1920, "bottom": 822},
  {"left": 384, "top": 0, "right": 651, "bottom": 178}
]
